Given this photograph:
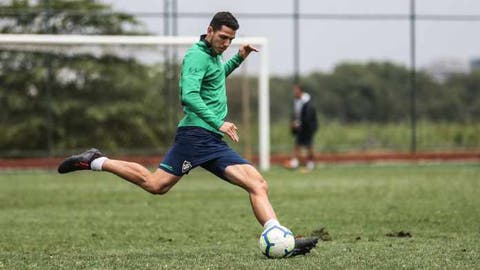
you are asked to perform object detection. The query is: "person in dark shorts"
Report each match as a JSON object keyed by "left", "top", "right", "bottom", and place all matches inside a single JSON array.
[
  {"left": 57, "top": 11, "right": 317, "bottom": 256},
  {"left": 287, "top": 84, "right": 318, "bottom": 171}
]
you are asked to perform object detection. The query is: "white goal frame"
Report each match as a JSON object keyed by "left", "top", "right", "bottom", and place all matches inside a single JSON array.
[{"left": 0, "top": 34, "right": 271, "bottom": 170}]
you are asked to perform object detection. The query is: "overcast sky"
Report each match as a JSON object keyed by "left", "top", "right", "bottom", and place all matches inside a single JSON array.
[{"left": 104, "top": 0, "right": 480, "bottom": 75}]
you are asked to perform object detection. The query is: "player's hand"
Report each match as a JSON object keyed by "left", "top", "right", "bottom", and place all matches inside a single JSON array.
[
  {"left": 292, "top": 120, "right": 300, "bottom": 129},
  {"left": 238, "top": 44, "right": 259, "bottom": 59},
  {"left": 220, "top": 122, "right": 239, "bottom": 142}
]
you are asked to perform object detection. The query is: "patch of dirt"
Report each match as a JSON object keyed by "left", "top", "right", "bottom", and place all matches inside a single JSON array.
[
  {"left": 386, "top": 231, "right": 412, "bottom": 238},
  {"left": 157, "top": 236, "right": 173, "bottom": 242},
  {"left": 311, "top": 227, "right": 332, "bottom": 241}
]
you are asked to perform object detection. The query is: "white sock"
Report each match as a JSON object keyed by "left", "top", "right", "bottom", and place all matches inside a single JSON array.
[
  {"left": 306, "top": 160, "right": 315, "bottom": 170},
  {"left": 91, "top": 157, "right": 108, "bottom": 171},
  {"left": 263, "top": 219, "right": 280, "bottom": 230},
  {"left": 290, "top": 158, "right": 299, "bottom": 168}
]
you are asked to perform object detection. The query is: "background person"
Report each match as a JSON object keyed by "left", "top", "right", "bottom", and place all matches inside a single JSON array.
[{"left": 287, "top": 84, "right": 318, "bottom": 171}]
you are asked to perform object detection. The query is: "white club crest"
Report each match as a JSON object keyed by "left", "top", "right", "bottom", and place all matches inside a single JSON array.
[{"left": 182, "top": 160, "right": 192, "bottom": 173}]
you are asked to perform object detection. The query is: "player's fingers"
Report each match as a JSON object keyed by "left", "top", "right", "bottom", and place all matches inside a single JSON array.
[
  {"left": 229, "top": 133, "right": 237, "bottom": 142},
  {"left": 226, "top": 129, "right": 233, "bottom": 140},
  {"left": 230, "top": 130, "right": 239, "bottom": 142},
  {"left": 248, "top": 45, "right": 259, "bottom": 52}
]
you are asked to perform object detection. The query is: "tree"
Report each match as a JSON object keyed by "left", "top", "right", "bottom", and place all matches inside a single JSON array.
[{"left": 0, "top": 0, "right": 173, "bottom": 156}]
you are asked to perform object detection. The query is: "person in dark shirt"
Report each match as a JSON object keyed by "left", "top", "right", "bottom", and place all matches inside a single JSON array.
[{"left": 287, "top": 84, "right": 318, "bottom": 171}]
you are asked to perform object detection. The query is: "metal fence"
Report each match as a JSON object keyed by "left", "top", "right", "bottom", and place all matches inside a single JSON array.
[{"left": 1, "top": 0, "right": 479, "bottom": 157}]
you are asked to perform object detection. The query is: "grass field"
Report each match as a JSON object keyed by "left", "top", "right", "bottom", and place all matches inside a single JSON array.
[
  {"left": 268, "top": 121, "right": 480, "bottom": 153},
  {"left": 1, "top": 163, "right": 479, "bottom": 269}
]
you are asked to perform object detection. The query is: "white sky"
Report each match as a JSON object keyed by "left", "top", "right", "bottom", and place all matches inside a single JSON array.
[{"left": 104, "top": 0, "right": 480, "bottom": 75}]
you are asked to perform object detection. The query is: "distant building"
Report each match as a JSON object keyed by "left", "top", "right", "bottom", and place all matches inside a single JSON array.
[
  {"left": 470, "top": 58, "right": 480, "bottom": 71},
  {"left": 424, "top": 57, "right": 469, "bottom": 83}
]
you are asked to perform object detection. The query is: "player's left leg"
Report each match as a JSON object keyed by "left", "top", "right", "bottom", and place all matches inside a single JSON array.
[
  {"left": 305, "top": 133, "right": 316, "bottom": 170},
  {"left": 224, "top": 163, "right": 319, "bottom": 256},
  {"left": 200, "top": 143, "right": 319, "bottom": 255},
  {"left": 305, "top": 145, "right": 315, "bottom": 171},
  {"left": 224, "top": 164, "right": 277, "bottom": 225}
]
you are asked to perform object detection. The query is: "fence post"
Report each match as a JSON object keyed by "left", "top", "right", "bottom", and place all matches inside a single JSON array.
[{"left": 409, "top": 0, "right": 417, "bottom": 153}]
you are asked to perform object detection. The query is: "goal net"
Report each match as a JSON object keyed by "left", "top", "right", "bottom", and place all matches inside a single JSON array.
[{"left": 0, "top": 34, "right": 271, "bottom": 170}]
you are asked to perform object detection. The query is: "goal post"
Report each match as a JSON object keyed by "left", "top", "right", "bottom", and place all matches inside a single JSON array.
[{"left": 0, "top": 34, "right": 271, "bottom": 170}]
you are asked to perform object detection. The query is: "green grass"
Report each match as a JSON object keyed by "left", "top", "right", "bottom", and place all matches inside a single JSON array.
[
  {"left": 268, "top": 121, "right": 480, "bottom": 153},
  {"left": 1, "top": 164, "right": 479, "bottom": 269}
]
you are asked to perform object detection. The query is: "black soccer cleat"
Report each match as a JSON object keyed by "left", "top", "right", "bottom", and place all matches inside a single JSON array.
[
  {"left": 291, "top": 236, "right": 319, "bottom": 257},
  {"left": 57, "top": 148, "right": 105, "bottom": 174}
]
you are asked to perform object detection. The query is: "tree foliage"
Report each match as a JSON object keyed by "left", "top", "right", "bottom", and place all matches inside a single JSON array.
[
  {"left": 227, "top": 62, "right": 479, "bottom": 125},
  {"left": 0, "top": 0, "right": 172, "bottom": 155},
  {"left": 1, "top": 1, "right": 479, "bottom": 155},
  {"left": 0, "top": 0, "right": 144, "bottom": 34}
]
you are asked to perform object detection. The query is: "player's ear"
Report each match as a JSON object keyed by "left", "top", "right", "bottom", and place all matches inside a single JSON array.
[{"left": 207, "top": 26, "right": 214, "bottom": 35}]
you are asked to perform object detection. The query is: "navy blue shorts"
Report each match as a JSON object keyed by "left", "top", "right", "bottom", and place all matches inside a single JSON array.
[
  {"left": 295, "top": 131, "right": 315, "bottom": 147},
  {"left": 158, "top": 127, "right": 250, "bottom": 181}
]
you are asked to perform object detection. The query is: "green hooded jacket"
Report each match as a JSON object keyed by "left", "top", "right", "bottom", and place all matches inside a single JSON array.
[{"left": 178, "top": 36, "right": 244, "bottom": 135}]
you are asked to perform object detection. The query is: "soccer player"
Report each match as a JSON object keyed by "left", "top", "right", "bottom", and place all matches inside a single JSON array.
[{"left": 58, "top": 11, "right": 318, "bottom": 256}]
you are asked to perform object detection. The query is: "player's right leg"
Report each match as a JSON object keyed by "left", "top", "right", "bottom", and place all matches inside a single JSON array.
[
  {"left": 284, "top": 144, "right": 300, "bottom": 169},
  {"left": 57, "top": 148, "right": 181, "bottom": 194},
  {"left": 102, "top": 160, "right": 182, "bottom": 194}
]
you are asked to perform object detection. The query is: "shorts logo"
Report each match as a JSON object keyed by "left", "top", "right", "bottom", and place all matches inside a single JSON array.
[{"left": 182, "top": 160, "right": 192, "bottom": 173}]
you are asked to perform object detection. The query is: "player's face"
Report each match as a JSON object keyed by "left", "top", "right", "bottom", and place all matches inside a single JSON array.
[
  {"left": 206, "top": 25, "right": 236, "bottom": 55},
  {"left": 293, "top": 86, "right": 303, "bottom": 98}
]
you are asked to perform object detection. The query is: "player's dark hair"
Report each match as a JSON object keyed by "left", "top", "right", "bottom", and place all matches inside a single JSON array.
[
  {"left": 210, "top": 11, "right": 239, "bottom": 31},
  {"left": 295, "top": 84, "right": 306, "bottom": 92}
]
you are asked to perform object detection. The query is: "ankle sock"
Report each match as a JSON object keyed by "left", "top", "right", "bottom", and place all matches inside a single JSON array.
[
  {"left": 290, "top": 158, "right": 299, "bottom": 168},
  {"left": 263, "top": 219, "right": 280, "bottom": 230},
  {"left": 91, "top": 157, "right": 108, "bottom": 171}
]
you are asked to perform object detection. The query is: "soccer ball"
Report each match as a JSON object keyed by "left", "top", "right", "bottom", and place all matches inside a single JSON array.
[{"left": 259, "top": 225, "right": 295, "bottom": 258}]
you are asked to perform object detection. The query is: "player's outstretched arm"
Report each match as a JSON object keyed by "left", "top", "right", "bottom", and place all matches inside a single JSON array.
[
  {"left": 224, "top": 44, "right": 259, "bottom": 77},
  {"left": 238, "top": 44, "right": 259, "bottom": 59}
]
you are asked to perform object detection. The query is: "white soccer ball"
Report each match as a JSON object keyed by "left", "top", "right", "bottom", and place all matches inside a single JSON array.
[{"left": 259, "top": 225, "right": 295, "bottom": 258}]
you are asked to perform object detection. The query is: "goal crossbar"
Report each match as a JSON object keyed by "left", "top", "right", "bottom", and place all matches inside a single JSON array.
[{"left": 0, "top": 34, "right": 271, "bottom": 170}]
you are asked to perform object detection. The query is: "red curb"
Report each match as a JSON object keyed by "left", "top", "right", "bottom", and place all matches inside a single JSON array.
[{"left": 0, "top": 151, "right": 478, "bottom": 170}]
